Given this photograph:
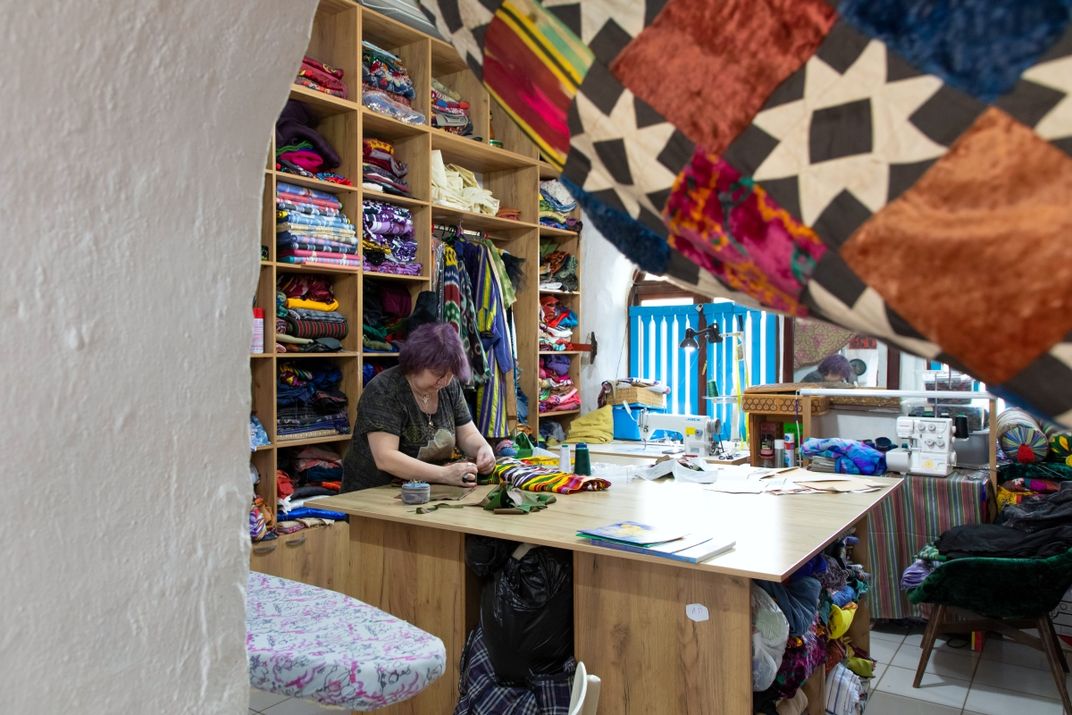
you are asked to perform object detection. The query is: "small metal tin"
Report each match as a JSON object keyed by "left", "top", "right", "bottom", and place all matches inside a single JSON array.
[
  {"left": 401, "top": 481, "right": 431, "bottom": 505},
  {"left": 488, "top": 139, "right": 504, "bottom": 148}
]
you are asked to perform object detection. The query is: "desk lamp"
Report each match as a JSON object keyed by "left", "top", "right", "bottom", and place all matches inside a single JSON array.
[{"left": 679, "top": 324, "right": 722, "bottom": 351}]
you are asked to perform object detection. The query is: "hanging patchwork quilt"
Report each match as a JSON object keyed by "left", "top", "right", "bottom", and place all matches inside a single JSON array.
[{"left": 421, "top": 0, "right": 1072, "bottom": 427}]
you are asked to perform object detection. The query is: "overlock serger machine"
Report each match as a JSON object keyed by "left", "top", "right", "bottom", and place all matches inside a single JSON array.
[{"left": 885, "top": 416, "right": 957, "bottom": 477}]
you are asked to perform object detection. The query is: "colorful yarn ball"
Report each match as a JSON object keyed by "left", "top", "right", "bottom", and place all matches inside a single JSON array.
[{"left": 996, "top": 408, "right": 1049, "bottom": 464}]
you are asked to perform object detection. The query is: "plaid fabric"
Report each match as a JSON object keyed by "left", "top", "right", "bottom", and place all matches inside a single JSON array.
[{"left": 453, "top": 626, "right": 574, "bottom": 715}]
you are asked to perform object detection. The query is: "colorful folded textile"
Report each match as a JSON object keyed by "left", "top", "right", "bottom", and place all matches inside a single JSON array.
[
  {"left": 492, "top": 457, "right": 610, "bottom": 493},
  {"left": 296, "top": 54, "right": 348, "bottom": 99}
]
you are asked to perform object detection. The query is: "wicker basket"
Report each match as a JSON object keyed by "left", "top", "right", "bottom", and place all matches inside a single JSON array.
[{"left": 610, "top": 385, "right": 667, "bottom": 408}]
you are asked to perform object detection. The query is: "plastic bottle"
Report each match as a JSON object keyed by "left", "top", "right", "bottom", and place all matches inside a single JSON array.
[
  {"left": 559, "top": 443, "right": 571, "bottom": 473},
  {"left": 773, "top": 439, "right": 785, "bottom": 471},
  {"left": 251, "top": 307, "right": 265, "bottom": 354},
  {"left": 574, "top": 443, "right": 591, "bottom": 476},
  {"left": 784, "top": 433, "right": 797, "bottom": 467}
]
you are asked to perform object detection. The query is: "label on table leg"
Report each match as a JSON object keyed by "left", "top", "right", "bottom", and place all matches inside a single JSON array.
[{"left": 685, "top": 603, "right": 710, "bottom": 622}]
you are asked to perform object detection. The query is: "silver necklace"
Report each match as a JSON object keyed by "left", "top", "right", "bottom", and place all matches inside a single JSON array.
[{"left": 408, "top": 379, "right": 436, "bottom": 430}]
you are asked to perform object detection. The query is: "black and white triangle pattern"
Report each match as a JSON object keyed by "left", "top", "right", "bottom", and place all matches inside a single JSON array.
[
  {"left": 541, "top": 0, "right": 669, "bottom": 64},
  {"left": 563, "top": 61, "right": 693, "bottom": 236},
  {"left": 721, "top": 20, "right": 985, "bottom": 250},
  {"left": 419, "top": 0, "right": 496, "bottom": 79},
  {"left": 996, "top": 26, "right": 1072, "bottom": 156}
]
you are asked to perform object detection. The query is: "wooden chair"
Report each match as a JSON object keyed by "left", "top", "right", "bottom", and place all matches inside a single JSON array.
[
  {"left": 906, "top": 549, "right": 1072, "bottom": 714},
  {"left": 568, "top": 661, "right": 602, "bottom": 715}
]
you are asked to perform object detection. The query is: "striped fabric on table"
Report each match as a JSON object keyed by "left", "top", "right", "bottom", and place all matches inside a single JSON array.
[{"left": 867, "top": 468, "right": 990, "bottom": 620}]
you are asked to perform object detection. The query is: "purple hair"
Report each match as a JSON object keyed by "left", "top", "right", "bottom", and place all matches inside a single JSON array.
[
  {"left": 818, "top": 354, "right": 854, "bottom": 382},
  {"left": 398, "top": 322, "right": 471, "bottom": 381}
]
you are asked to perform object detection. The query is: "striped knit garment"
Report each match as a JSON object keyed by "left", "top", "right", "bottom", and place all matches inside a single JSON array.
[{"left": 437, "top": 243, "right": 488, "bottom": 386}]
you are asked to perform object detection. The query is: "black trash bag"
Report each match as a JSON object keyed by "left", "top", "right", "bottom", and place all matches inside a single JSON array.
[
  {"left": 465, "top": 534, "right": 518, "bottom": 579},
  {"left": 480, "top": 545, "right": 573, "bottom": 684}
]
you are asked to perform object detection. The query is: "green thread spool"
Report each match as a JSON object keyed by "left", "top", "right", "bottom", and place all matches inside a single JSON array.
[
  {"left": 574, "top": 443, "right": 591, "bottom": 476},
  {"left": 706, "top": 380, "right": 719, "bottom": 397}
]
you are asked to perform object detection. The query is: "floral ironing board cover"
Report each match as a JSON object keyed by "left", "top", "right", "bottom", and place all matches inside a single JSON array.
[{"left": 247, "top": 571, "right": 445, "bottom": 710}]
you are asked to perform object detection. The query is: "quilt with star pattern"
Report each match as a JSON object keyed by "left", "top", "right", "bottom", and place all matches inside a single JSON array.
[{"left": 421, "top": 0, "right": 1072, "bottom": 426}]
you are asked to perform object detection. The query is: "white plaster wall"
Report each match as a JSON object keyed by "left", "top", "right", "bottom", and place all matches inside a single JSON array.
[
  {"left": 579, "top": 213, "right": 633, "bottom": 409},
  {"left": 0, "top": 2, "right": 317, "bottom": 712}
]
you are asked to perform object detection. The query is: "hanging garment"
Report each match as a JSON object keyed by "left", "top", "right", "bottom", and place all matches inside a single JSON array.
[
  {"left": 474, "top": 241, "right": 514, "bottom": 439},
  {"left": 437, "top": 243, "right": 489, "bottom": 386}
]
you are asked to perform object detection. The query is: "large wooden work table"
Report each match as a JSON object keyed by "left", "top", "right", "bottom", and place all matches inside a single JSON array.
[{"left": 320, "top": 475, "right": 902, "bottom": 714}]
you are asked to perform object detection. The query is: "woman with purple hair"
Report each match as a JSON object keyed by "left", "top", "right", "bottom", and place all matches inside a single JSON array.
[
  {"left": 341, "top": 322, "right": 495, "bottom": 492},
  {"left": 801, "top": 354, "right": 858, "bottom": 384}
]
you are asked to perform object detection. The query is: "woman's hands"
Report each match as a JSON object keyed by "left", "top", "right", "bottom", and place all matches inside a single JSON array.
[
  {"left": 440, "top": 460, "right": 479, "bottom": 486},
  {"left": 473, "top": 443, "right": 496, "bottom": 474}
]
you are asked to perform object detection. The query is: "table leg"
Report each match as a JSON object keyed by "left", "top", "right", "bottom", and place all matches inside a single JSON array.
[
  {"left": 345, "top": 518, "right": 468, "bottom": 714},
  {"left": 574, "top": 551, "right": 752, "bottom": 714}
]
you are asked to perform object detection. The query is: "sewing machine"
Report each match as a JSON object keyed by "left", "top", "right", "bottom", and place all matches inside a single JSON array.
[
  {"left": 885, "top": 416, "right": 957, "bottom": 477},
  {"left": 637, "top": 409, "right": 721, "bottom": 457}
]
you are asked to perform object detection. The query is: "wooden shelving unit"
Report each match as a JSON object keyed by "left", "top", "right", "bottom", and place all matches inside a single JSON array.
[{"left": 250, "top": 0, "right": 586, "bottom": 582}]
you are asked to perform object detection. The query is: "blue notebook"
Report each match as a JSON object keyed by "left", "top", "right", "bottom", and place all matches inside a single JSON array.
[
  {"left": 577, "top": 522, "right": 736, "bottom": 564},
  {"left": 576, "top": 521, "right": 685, "bottom": 546}
]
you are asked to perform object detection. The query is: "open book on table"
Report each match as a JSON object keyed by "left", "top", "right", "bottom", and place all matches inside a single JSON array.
[{"left": 577, "top": 521, "right": 736, "bottom": 564}]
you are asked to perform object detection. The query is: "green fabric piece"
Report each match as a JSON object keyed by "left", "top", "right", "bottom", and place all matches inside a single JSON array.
[
  {"left": 997, "top": 461, "right": 1072, "bottom": 484},
  {"left": 480, "top": 485, "right": 556, "bottom": 514},
  {"left": 907, "top": 548, "right": 1072, "bottom": 619},
  {"left": 917, "top": 544, "right": 947, "bottom": 562},
  {"left": 414, "top": 502, "right": 465, "bottom": 515}
]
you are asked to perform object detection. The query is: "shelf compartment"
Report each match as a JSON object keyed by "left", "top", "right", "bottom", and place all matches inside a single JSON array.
[
  {"left": 430, "top": 37, "right": 469, "bottom": 75},
  {"left": 288, "top": 84, "right": 360, "bottom": 120},
  {"left": 274, "top": 261, "right": 360, "bottom": 274},
  {"left": 361, "top": 8, "right": 432, "bottom": 122},
  {"left": 300, "top": 0, "right": 360, "bottom": 111},
  {"left": 538, "top": 409, "right": 581, "bottom": 418},
  {"left": 431, "top": 205, "right": 537, "bottom": 233},
  {"left": 361, "top": 107, "right": 429, "bottom": 140},
  {"left": 274, "top": 171, "right": 359, "bottom": 194},
  {"left": 359, "top": 188, "right": 429, "bottom": 208},
  {"left": 277, "top": 351, "right": 360, "bottom": 358},
  {"left": 431, "top": 131, "right": 538, "bottom": 172},
  {"left": 273, "top": 432, "right": 353, "bottom": 447},
  {"left": 539, "top": 225, "right": 578, "bottom": 239},
  {"left": 361, "top": 131, "right": 432, "bottom": 202}
]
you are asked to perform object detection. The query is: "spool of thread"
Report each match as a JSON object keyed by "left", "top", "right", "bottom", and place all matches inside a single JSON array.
[
  {"left": 773, "top": 439, "right": 785, "bottom": 470},
  {"left": 401, "top": 481, "right": 431, "bottom": 505},
  {"left": 784, "top": 433, "right": 797, "bottom": 467},
  {"left": 574, "top": 443, "right": 591, "bottom": 476},
  {"left": 559, "top": 444, "right": 571, "bottom": 472},
  {"left": 996, "top": 407, "right": 1049, "bottom": 463}
]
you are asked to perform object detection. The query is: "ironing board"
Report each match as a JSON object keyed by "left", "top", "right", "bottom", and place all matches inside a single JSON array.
[{"left": 246, "top": 571, "right": 446, "bottom": 710}]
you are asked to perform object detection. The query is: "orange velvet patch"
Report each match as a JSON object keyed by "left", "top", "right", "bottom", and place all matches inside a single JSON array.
[
  {"left": 841, "top": 108, "right": 1072, "bottom": 384},
  {"left": 610, "top": 0, "right": 835, "bottom": 153}
]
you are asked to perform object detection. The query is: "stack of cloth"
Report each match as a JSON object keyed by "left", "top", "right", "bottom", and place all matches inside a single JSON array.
[
  {"left": 295, "top": 54, "right": 348, "bottom": 99},
  {"left": 275, "top": 100, "right": 351, "bottom": 185},
  {"left": 362, "top": 138, "right": 410, "bottom": 197},
  {"left": 276, "top": 361, "right": 350, "bottom": 440},
  {"left": 997, "top": 462, "right": 1072, "bottom": 509},
  {"left": 430, "top": 78, "right": 472, "bottom": 135},
  {"left": 275, "top": 181, "right": 359, "bottom": 268},
  {"left": 362, "top": 41, "right": 425, "bottom": 125},
  {"left": 363, "top": 200, "right": 421, "bottom": 276},
  {"left": 431, "top": 150, "right": 500, "bottom": 215},
  {"left": 538, "top": 296, "right": 577, "bottom": 351},
  {"left": 539, "top": 354, "right": 579, "bottom": 413},
  {"left": 902, "top": 496, "right": 1072, "bottom": 591},
  {"left": 362, "top": 281, "right": 413, "bottom": 352},
  {"left": 538, "top": 179, "right": 581, "bottom": 232},
  {"left": 275, "top": 446, "right": 348, "bottom": 525},
  {"left": 362, "top": 362, "right": 388, "bottom": 387},
  {"left": 538, "top": 239, "right": 578, "bottom": 292},
  {"left": 754, "top": 537, "right": 874, "bottom": 713},
  {"left": 801, "top": 438, "right": 886, "bottom": 476},
  {"left": 275, "top": 275, "right": 348, "bottom": 353}
]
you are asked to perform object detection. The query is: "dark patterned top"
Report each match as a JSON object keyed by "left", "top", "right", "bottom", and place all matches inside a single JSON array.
[{"left": 342, "top": 366, "right": 471, "bottom": 492}]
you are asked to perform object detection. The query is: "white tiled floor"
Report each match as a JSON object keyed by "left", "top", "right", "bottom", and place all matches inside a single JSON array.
[
  {"left": 247, "top": 624, "right": 1072, "bottom": 714},
  {"left": 864, "top": 623, "right": 1069, "bottom": 715}
]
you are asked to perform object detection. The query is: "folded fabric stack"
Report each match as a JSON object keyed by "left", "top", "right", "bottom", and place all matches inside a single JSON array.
[
  {"left": 362, "top": 281, "right": 413, "bottom": 352},
  {"left": 802, "top": 438, "right": 886, "bottom": 476},
  {"left": 431, "top": 150, "right": 500, "bottom": 215},
  {"left": 362, "top": 41, "right": 425, "bottom": 125},
  {"left": 363, "top": 361, "right": 388, "bottom": 387},
  {"left": 363, "top": 200, "right": 422, "bottom": 275},
  {"left": 539, "top": 355, "right": 579, "bottom": 413},
  {"left": 295, "top": 54, "right": 348, "bottom": 98},
  {"left": 276, "top": 275, "right": 348, "bottom": 353},
  {"left": 538, "top": 296, "right": 577, "bottom": 351},
  {"left": 362, "top": 138, "right": 410, "bottom": 197},
  {"left": 430, "top": 78, "right": 472, "bottom": 135},
  {"left": 275, "top": 100, "right": 351, "bottom": 185},
  {"left": 276, "top": 361, "right": 350, "bottom": 440},
  {"left": 996, "top": 462, "right": 1072, "bottom": 509},
  {"left": 538, "top": 239, "right": 578, "bottom": 292},
  {"left": 539, "top": 179, "right": 581, "bottom": 232},
  {"left": 275, "top": 181, "right": 360, "bottom": 268},
  {"left": 275, "top": 446, "right": 348, "bottom": 527},
  {"left": 250, "top": 415, "right": 270, "bottom": 450}
]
